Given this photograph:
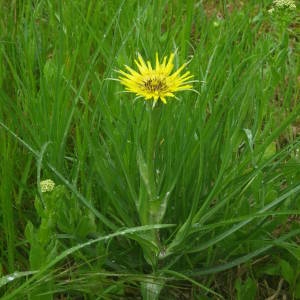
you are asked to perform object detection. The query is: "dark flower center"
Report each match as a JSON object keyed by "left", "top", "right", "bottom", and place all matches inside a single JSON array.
[{"left": 143, "top": 78, "right": 167, "bottom": 93}]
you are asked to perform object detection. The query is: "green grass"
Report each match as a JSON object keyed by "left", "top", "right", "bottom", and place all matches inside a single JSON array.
[{"left": 0, "top": 0, "right": 300, "bottom": 299}]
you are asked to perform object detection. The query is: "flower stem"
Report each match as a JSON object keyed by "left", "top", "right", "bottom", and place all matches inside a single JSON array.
[{"left": 146, "top": 103, "right": 161, "bottom": 224}]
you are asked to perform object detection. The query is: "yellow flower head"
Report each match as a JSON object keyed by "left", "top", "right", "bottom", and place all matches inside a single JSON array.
[
  {"left": 118, "top": 53, "right": 193, "bottom": 104},
  {"left": 40, "top": 179, "right": 55, "bottom": 193}
]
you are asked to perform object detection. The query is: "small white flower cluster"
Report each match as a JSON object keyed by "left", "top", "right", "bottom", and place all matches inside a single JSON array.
[
  {"left": 40, "top": 179, "right": 55, "bottom": 193},
  {"left": 269, "top": 0, "right": 296, "bottom": 13},
  {"left": 274, "top": 0, "right": 296, "bottom": 9},
  {"left": 268, "top": 8, "right": 275, "bottom": 14}
]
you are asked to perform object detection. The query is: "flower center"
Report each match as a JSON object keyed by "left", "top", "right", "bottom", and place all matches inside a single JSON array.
[{"left": 143, "top": 77, "right": 167, "bottom": 93}]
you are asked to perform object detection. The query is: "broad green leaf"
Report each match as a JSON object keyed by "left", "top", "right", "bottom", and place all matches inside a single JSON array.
[
  {"left": 279, "top": 259, "right": 294, "bottom": 286},
  {"left": 235, "top": 277, "right": 257, "bottom": 300}
]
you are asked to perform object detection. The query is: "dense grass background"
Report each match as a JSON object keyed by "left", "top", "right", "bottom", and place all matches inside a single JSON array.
[{"left": 0, "top": 0, "right": 300, "bottom": 299}]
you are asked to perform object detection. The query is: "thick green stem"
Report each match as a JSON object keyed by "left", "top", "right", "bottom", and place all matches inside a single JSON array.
[
  {"left": 141, "top": 276, "right": 165, "bottom": 300},
  {"left": 138, "top": 103, "right": 166, "bottom": 299},
  {"left": 146, "top": 105, "right": 157, "bottom": 204},
  {"left": 142, "top": 103, "right": 163, "bottom": 263}
]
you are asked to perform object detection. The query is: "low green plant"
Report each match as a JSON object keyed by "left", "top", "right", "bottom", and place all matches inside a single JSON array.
[{"left": 0, "top": 0, "right": 299, "bottom": 299}]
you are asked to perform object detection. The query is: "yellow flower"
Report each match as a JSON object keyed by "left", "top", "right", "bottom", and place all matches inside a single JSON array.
[
  {"left": 118, "top": 53, "right": 193, "bottom": 104},
  {"left": 40, "top": 179, "right": 55, "bottom": 193}
]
